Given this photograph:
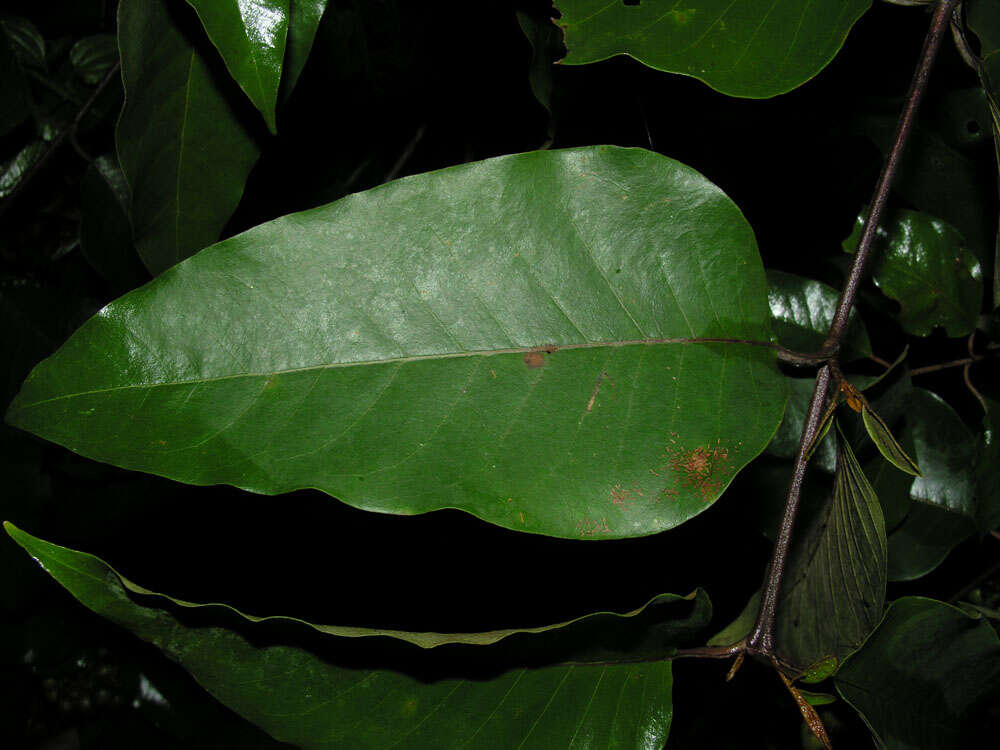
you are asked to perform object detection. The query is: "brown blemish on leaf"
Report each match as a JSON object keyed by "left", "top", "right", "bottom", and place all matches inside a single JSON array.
[
  {"left": 652, "top": 436, "right": 738, "bottom": 503},
  {"left": 575, "top": 517, "right": 611, "bottom": 537},
  {"left": 523, "top": 346, "right": 557, "bottom": 369},
  {"left": 585, "top": 371, "right": 615, "bottom": 413},
  {"left": 518, "top": 511, "right": 526, "bottom": 525}
]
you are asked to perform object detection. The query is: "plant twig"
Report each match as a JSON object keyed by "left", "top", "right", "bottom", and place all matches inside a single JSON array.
[
  {"left": 745, "top": 0, "right": 960, "bottom": 657},
  {"left": 0, "top": 61, "right": 121, "bottom": 222}
]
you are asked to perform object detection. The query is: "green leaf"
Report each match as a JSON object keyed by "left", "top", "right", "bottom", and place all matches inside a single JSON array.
[
  {"left": 0, "top": 140, "right": 45, "bottom": 198},
  {"left": 184, "top": 1, "right": 289, "bottom": 133},
  {"left": 766, "top": 270, "right": 872, "bottom": 360},
  {"left": 0, "top": 21, "right": 32, "bottom": 135},
  {"left": 843, "top": 209, "right": 982, "bottom": 337},
  {"left": 6, "top": 522, "right": 712, "bottom": 749},
  {"left": 977, "top": 398, "right": 1000, "bottom": 532},
  {"left": 774, "top": 426, "right": 886, "bottom": 675},
  {"left": 281, "top": 0, "right": 327, "bottom": 102},
  {"left": 6, "top": 146, "right": 786, "bottom": 540},
  {"left": 860, "top": 404, "right": 921, "bottom": 477},
  {"left": 886, "top": 388, "right": 978, "bottom": 581},
  {"left": 116, "top": 0, "right": 262, "bottom": 276},
  {"left": 0, "top": 16, "right": 45, "bottom": 71},
  {"left": 767, "top": 377, "right": 836, "bottom": 474},
  {"left": 835, "top": 597, "right": 1000, "bottom": 749},
  {"left": 79, "top": 156, "right": 149, "bottom": 294},
  {"left": 706, "top": 589, "right": 759, "bottom": 647},
  {"left": 859, "top": 115, "right": 994, "bottom": 266},
  {"left": 552, "top": 0, "right": 872, "bottom": 99},
  {"left": 69, "top": 33, "right": 117, "bottom": 85},
  {"left": 516, "top": 10, "right": 564, "bottom": 147}
]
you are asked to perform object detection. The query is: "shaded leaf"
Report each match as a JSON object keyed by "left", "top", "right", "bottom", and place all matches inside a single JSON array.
[
  {"left": 0, "top": 15, "right": 45, "bottom": 71},
  {"left": 184, "top": 0, "right": 289, "bottom": 133},
  {"left": 117, "top": 0, "right": 262, "bottom": 276},
  {"left": 280, "top": 0, "right": 328, "bottom": 101},
  {"left": 860, "top": 115, "right": 994, "bottom": 266},
  {"left": 69, "top": 33, "right": 117, "bottom": 85},
  {"left": 843, "top": 209, "right": 982, "bottom": 337},
  {"left": 706, "top": 589, "right": 759, "bottom": 647},
  {"left": 0, "top": 140, "right": 45, "bottom": 198},
  {"left": 6, "top": 146, "right": 786, "bottom": 540},
  {"left": 886, "top": 388, "right": 978, "bottom": 581},
  {"left": 516, "top": 11, "right": 564, "bottom": 147},
  {"left": 766, "top": 270, "right": 872, "bottom": 360},
  {"left": 6, "top": 522, "right": 712, "bottom": 749},
  {"left": 767, "top": 377, "right": 836, "bottom": 474},
  {"left": 553, "top": 0, "right": 872, "bottom": 99},
  {"left": 835, "top": 597, "right": 1000, "bottom": 749},
  {"left": 860, "top": 404, "right": 921, "bottom": 477},
  {"left": 977, "top": 398, "right": 1000, "bottom": 531},
  {"left": 79, "top": 156, "right": 149, "bottom": 294},
  {"left": 0, "top": 22, "right": 31, "bottom": 135},
  {"left": 774, "top": 426, "right": 887, "bottom": 676}
]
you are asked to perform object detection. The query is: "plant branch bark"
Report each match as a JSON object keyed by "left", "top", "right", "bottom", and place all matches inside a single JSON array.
[{"left": 744, "top": 0, "right": 960, "bottom": 657}]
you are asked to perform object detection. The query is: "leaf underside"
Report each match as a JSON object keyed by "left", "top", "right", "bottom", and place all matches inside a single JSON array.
[
  {"left": 775, "top": 427, "right": 887, "bottom": 675},
  {"left": 6, "top": 146, "right": 786, "bottom": 540},
  {"left": 6, "top": 522, "right": 712, "bottom": 749}
]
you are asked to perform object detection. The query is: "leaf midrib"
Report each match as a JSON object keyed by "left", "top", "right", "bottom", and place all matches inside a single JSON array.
[{"left": 14, "top": 336, "right": 769, "bottom": 410}]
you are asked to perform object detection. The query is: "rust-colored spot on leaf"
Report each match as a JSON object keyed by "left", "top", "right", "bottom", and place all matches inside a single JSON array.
[
  {"left": 653, "top": 438, "right": 736, "bottom": 503},
  {"left": 524, "top": 351, "right": 545, "bottom": 368}
]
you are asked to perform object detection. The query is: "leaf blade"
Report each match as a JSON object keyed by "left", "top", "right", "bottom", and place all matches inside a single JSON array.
[
  {"left": 6, "top": 146, "right": 787, "bottom": 540},
  {"left": 553, "top": 0, "right": 872, "bottom": 99},
  {"left": 5, "top": 522, "right": 710, "bottom": 749}
]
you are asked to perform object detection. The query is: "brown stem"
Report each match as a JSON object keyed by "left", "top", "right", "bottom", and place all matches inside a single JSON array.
[
  {"left": 0, "top": 61, "right": 121, "bottom": 222},
  {"left": 745, "top": 0, "right": 959, "bottom": 656}
]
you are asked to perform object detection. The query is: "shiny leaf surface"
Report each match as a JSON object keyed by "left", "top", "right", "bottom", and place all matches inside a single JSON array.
[
  {"left": 6, "top": 522, "right": 712, "bottom": 749},
  {"left": 767, "top": 270, "right": 872, "bottom": 360},
  {"left": 843, "top": 209, "right": 982, "bottom": 337},
  {"left": 0, "top": 22, "right": 31, "bottom": 135},
  {"left": 886, "top": 388, "right": 977, "bottom": 581},
  {"left": 0, "top": 15, "right": 45, "bottom": 71},
  {"left": 774, "top": 427, "right": 886, "bottom": 676},
  {"left": 185, "top": 0, "right": 289, "bottom": 133},
  {"left": 281, "top": 0, "right": 327, "bottom": 101},
  {"left": 0, "top": 140, "right": 45, "bottom": 198},
  {"left": 767, "top": 377, "right": 836, "bottom": 474},
  {"left": 6, "top": 146, "right": 786, "bottom": 540},
  {"left": 835, "top": 597, "right": 1000, "bottom": 749},
  {"left": 117, "top": 0, "right": 261, "bottom": 276},
  {"left": 553, "top": 0, "right": 871, "bottom": 99},
  {"left": 977, "top": 398, "right": 1000, "bottom": 532}
]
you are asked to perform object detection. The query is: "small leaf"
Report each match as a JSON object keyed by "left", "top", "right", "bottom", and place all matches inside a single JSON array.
[
  {"left": 835, "top": 597, "right": 1000, "bottom": 749},
  {"left": 843, "top": 208, "right": 982, "bottom": 337},
  {"left": 0, "top": 16, "right": 45, "bottom": 70},
  {"left": 6, "top": 146, "right": 787, "bottom": 540},
  {"left": 184, "top": 0, "right": 289, "bottom": 133},
  {"left": 69, "top": 34, "right": 117, "bottom": 85},
  {"left": 552, "top": 0, "right": 872, "bottom": 99},
  {"left": 706, "top": 589, "right": 760, "bottom": 647},
  {"left": 117, "top": 0, "right": 262, "bottom": 276},
  {"left": 6, "top": 522, "right": 711, "bottom": 749},
  {"left": 0, "top": 140, "right": 45, "bottom": 198},
  {"left": 774, "top": 424, "right": 887, "bottom": 675},
  {"left": 860, "top": 403, "right": 921, "bottom": 477}
]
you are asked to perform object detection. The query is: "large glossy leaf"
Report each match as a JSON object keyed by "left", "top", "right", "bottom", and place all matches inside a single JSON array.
[
  {"left": 6, "top": 522, "right": 712, "bottom": 749},
  {"left": 886, "top": 388, "right": 978, "bottom": 581},
  {"left": 117, "top": 0, "right": 261, "bottom": 276},
  {"left": 835, "top": 597, "right": 1000, "bottom": 750},
  {"left": 553, "top": 0, "right": 871, "bottom": 99},
  {"left": 843, "top": 209, "right": 982, "bottom": 337},
  {"left": 185, "top": 1, "right": 289, "bottom": 133},
  {"left": 6, "top": 146, "right": 787, "bottom": 540},
  {"left": 766, "top": 270, "right": 872, "bottom": 361},
  {"left": 774, "top": 427, "right": 886, "bottom": 676}
]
